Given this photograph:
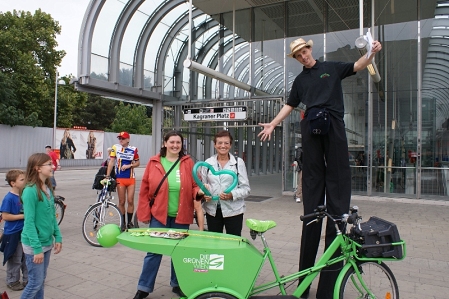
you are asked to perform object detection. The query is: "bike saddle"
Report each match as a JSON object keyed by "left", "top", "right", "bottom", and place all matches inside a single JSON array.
[{"left": 246, "top": 219, "right": 277, "bottom": 233}]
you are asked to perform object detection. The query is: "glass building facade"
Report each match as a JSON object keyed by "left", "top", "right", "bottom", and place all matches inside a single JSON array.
[{"left": 76, "top": 0, "right": 449, "bottom": 200}]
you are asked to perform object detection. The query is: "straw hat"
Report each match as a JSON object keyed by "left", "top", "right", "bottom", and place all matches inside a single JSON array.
[{"left": 287, "top": 38, "right": 313, "bottom": 58}]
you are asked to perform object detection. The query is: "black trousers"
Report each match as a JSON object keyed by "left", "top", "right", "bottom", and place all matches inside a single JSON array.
[
  {"left": 299, "top": 114, "right": 351, "bottom": 299},
  {"left": 206, "top": 207, "right": 243, "bottom": 237}
]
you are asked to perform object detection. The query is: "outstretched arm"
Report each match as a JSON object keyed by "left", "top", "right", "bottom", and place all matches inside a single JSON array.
[
  {"left": 258, "top": 105, "right": 294, "bottom": 141},
  {"left": 354, "top": 40, "right": 382, "bottom": 72}
]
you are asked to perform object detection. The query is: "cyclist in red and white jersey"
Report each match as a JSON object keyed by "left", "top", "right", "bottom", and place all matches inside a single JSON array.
[{"left": 106, "top": 132, "right": 140, "bottom": 230}]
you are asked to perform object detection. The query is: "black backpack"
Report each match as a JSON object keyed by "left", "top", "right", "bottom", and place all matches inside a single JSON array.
[{"left": 92, "top": 163, "right": 116, "bottom": 191}]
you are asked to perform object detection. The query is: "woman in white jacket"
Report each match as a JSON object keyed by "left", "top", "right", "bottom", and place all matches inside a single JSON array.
[{"left": 201, "top": 130, "right": 250, "bottom": 236}]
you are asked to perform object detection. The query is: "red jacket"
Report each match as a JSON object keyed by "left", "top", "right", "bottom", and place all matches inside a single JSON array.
[{"left": 137, "top": 154, "right": 200, "bottom": 225}]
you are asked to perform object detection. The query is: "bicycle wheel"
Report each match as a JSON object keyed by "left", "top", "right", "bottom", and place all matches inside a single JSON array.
[
  {"left": 82, "top": 202, "right": 122, "bottom": 247},
  {"left": 195, "top": 292, "right": 237, "bottom": 299},
  {"left": 339, "top": 261, "right": 399, "bottom": 299},
  {"left": 54, "top": 200, "right": 65, "bottom": 225}
]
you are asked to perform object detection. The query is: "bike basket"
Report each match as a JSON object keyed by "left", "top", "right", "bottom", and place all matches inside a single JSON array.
[
  {"left": 350, "top": 216, "right": 403, "bottom": 259},
  {"left": 92, "top": 175, "right": 116, "bottom": 192}
]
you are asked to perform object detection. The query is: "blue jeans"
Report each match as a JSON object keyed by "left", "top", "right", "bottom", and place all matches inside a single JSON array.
[
  {"left": 50, "top": 170, "right": 57, "bottom": 188},
  {"left": 20, "top": 250, "right": 51, "bottom": 299},
  {"left": 136, "top": 216, "right": 189, "bottom": 293}
]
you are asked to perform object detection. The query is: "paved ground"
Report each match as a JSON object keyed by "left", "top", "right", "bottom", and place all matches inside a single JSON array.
[{"left": 0, "top": 166, "right": 448, "bottom": 298}]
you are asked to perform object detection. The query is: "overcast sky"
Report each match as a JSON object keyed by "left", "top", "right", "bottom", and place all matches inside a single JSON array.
[{"left": 2, "top": 0, "right": 91, "bottom": 77}]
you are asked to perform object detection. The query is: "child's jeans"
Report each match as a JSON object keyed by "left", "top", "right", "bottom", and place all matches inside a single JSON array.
[{"left": 20, "top": 250, "right": 51, "bottom": 299}]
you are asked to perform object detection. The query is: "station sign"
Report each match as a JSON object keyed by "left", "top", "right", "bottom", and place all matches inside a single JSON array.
[{"left": 183, "top": 106, "right": 247, "bottom": 121}]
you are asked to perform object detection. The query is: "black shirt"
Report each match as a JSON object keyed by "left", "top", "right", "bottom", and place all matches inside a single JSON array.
[{"left": 286, "top": 60, "right": 355, "bottom": 119}]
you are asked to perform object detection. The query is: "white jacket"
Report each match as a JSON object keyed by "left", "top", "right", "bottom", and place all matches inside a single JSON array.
[{"left": 201, "top": 154, "right": 250, "bottom": 217}]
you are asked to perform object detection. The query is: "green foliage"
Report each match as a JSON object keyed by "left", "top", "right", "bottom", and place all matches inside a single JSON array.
[
  {"left": 55, "top": 78, "right": 89, "bottom": 128},
  {"left": 73, "top": 94, "right": 118, "bottom": 131},
  {"left": 0, "top": 9, "right": 65, "bottom": 127},
  {"left": 110, "top": 102, "right": 152, "bottom": 135},
  {"left": 0, "top": 9, "right": 153, "bottom": 133}
]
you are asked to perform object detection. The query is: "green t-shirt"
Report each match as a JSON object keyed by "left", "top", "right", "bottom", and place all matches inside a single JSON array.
[{"left": 161, "top": 157, "right": 181, "bottom": 217}]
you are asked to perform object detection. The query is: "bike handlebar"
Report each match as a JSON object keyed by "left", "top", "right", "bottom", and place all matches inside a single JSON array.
[
  {"left": 299, "top": 212, "right": 321, "bottom": 222},
  {"left": 300, "top": 205, "right": 360, "bottom": 226}
]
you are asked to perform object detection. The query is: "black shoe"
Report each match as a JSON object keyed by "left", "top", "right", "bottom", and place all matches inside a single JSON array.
[
  {"left": 127, "top": 222, "right": 134, "bottom": 229},
  {"left": 172, "top": 286, "right": 185, "bottom": 297},
  {"left": 133, "top": 290, "right": 149, "bottom": 299}
]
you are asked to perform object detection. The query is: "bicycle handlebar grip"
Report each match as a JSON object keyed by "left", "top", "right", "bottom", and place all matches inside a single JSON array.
[
  {"left": 300, "top": 212, "right": 318, "bottom": 222},
  {"left": 192, "top": 161, "right": 238, "bottom": 201}
]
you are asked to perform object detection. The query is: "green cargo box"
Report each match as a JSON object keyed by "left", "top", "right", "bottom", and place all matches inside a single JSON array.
[{"left": 117, "top": 228, "right": 264, "bottom": 299}]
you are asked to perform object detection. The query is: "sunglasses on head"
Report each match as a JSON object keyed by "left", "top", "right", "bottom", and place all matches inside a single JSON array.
[{"left": 117, "top": 137, "right": 127, "bottom": 140}]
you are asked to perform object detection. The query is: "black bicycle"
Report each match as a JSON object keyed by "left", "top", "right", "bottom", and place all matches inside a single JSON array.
[{"left": 54, "top": 195, "right": 66, "bottom": 225}]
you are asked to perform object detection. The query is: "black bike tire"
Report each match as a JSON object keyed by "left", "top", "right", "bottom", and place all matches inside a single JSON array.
[
  {"left": 339, "top": 261, "right": 399, "bottom": 299},
  {"left": 54, "top": 200, "right": 65, "bottom": 225},
  {"left": 195, "top": 292, "right": 237, "bottom": 299},
  {"left": 82, "top": 202, "right": 122, "bottom": 247}
]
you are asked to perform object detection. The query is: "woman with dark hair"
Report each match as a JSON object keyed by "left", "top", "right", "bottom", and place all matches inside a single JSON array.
[
  {"left": 133, "top": 131, "right": 204, "bottom": 299},
  {"left": 201, "top": 130, "right": 250, "bottom": 236}
]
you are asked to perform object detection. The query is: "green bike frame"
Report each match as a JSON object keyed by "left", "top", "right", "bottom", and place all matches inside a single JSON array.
[{"left": 117, "top": 225, "right": 405, "bottom": 299}]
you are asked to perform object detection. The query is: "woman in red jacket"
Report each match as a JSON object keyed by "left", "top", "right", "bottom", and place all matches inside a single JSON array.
[{"left": 133, "top": 131, "right": 204, "bottom": 299}]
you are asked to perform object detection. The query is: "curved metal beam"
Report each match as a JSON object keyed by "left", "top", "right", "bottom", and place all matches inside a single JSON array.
[
  {"left": 109, "top": 0, "right": 144, "bottom": 84},
  {"left": 133, "top": 0, "right": 184, "bottom": 89},
  {"left": 173, "top": 18, "right": 220, "bottom": 100},
  {"left": 156, "top": 9, "right": 203, "bottom": 98},
  {"left": 78, "top": 0, "right": 106, "bottom": 81}
]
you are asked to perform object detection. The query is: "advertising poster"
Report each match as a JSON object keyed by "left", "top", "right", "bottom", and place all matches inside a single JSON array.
[{"left": 56, "top": 128, "right": 105, "bottom": 160}]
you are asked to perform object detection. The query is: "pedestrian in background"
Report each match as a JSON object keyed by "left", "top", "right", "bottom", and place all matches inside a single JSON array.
[
  {"left": 294, "top": 147, "right": 303, "bottom": 203},
  {"left": 44, "top": 145, "right": 60, "bottom": 191}
]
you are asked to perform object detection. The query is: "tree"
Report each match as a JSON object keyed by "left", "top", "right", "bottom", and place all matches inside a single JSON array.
[
  {"left": 110, "top": 102, "right": 152, "bottom": 135},
  {"left": 73, "top": 94, "right": 118, "bottom": 131},
  {"left": 55, "top": 77, "right": 89, "bottom": 128},
  {"left": 0, "top": 72, "right": 41, "bottom": 126},
  {"left": 0, "top": 9, "right": 65, "bottom": 126}
]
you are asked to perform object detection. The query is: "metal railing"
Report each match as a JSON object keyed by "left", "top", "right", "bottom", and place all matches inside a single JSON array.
[{"left": 350, "top": 166, "right": 449, "bottom": 198}]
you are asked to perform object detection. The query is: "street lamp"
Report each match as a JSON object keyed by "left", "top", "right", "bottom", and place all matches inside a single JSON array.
[{"left": 54, "top": 70, "right": 66, "bottom": 150}]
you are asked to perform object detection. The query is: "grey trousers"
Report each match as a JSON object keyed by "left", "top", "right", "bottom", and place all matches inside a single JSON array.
[{"left": 6, "top": 242, "right": 28, "bottom": 284}]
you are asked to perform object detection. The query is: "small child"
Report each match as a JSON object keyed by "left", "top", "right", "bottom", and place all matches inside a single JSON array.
[
  {"left": 0, "top": 169, "right": 28, "bottom": 291},
  {"left": 20, "top": 153, "right": 62, "bottom": 299}
]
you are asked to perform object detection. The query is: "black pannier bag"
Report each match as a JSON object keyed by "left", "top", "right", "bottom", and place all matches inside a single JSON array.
[
  {"left": 350, "top": 216, "right": 403, "bottom": 259},
  {"left": 92, "top": 165, "right": 116, "bottom": 192}
]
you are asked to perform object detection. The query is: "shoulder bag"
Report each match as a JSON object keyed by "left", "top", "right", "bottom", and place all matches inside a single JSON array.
[{"left": 149, "top": 157, "right": 180, "bottom": 207}]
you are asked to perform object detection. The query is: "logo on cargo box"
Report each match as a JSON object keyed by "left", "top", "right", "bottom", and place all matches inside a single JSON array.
[{"left": 183, "top": 254, "right": 224, "bottom": 271}]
